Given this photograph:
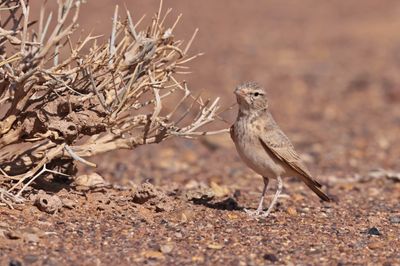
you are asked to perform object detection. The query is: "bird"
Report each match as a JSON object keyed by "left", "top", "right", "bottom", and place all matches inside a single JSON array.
[{"left": 230, "top": 81, "right": 330, "bottom": 217}]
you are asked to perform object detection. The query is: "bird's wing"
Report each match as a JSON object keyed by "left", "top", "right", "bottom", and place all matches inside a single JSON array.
[
  {"left": 259, "top": 128, "right": 330, "bottom": 201},
  {"left": 259, "top": 128, "right": 315, "bottom": 182}
]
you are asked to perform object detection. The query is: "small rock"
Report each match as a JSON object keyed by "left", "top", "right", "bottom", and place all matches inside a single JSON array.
[
  {"left": 238, "top": 260, "right": 246, "bottom": 266},
  {"left": 180, "top": 213, "right": 188, "bottom": 223},
  {"left": 192, "top": 256, "right": 205, "bottom": 263},
  {"left": 368, "top": 169, "right": 400, "bottom": 182},
  {"left": 9, "top": 259, "right": 22, "bottom": 266},
  {"left": 23, "top": 254, "right": 38, "bottom": 264},
  {"left": 227, "top": 213, "right": 239, "bottom": 220},
  {"left": 34, "top": 191, "right": 63, "bottom": 214},
  {"left": 367, "top": 227, "right": 381, "bottom": 236},
  {"left": 174, "top": 232, "right": 183, "bottom": 238},
  {"left": 175, "top": 209, "right": 195, "bottom": 223},
  {"left": 0, "top": 222, "right": 9, "bottom": 228},
  {"left": 155, "top": 199, "right": 174, "bottom": 212},
  {"left": 210, "top": 181, "right": 230, "bottom": 198},
  {"left": 263, "top": 253, "right": 278, "bottom": 262},
  {"left": 5, "top": 230, "right": 22, "bottom": 240},
  {"left": 131, "top": 183, "right": 173, "bottom": 212},
  {"left": 0, "top": 228, "right": 7, "bottom": 238},
  {"left": 368, "top": 240, "right": 383, "bottom": 250},
  {"left": 0, "top": 223, "right": 8, "bottom": 236},
  {"left": 147, "top": 241, "right": 160, "bottom": 250},
  {"left": 207, "top": 243, "right": 224, "bottom": 250},
  {"left": 233, "top": 189, "right": 241, "bottom": 198},
  {"left": 142, "top": 250, "right": 165, "bottom": 260},
  {"left": 387, "top": 172, "right": 400, "bottom": 182},
  {"left": 132, "top": 182, "right": 160, "bottom": 204},
  {"left": 185, "top": 185, "right": 214, "bottom": 201},
  {"left": 292, "top": 193, "right": 305, "bottom": 201},
  {"left": 74, "top": 173, "right": 107, "bottom": 187},
  {"left": 23, "top": 233, "right": 39, "bottom": 243},
  {"left": 42, "top": 258, "right": 59, "bottom": 265},
  {"left": 160, "top": 243, "right": 174, "bottom": 254},
  {"left": 287, "top": 207, "right": 298, "bottom": 216},
  {"left": 62, "top": 198, "right": 76, "bottom": 209},
  {"left": 389, "top": 216, "right": 400, "bottom": 224}
]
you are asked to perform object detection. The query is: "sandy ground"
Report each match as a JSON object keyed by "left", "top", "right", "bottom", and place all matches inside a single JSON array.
[{"left": 1, "top": 0, "right": 400, "bottom": 265}]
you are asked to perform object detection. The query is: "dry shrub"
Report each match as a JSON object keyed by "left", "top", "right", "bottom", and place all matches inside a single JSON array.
[{"left": 0, "top": 0, "right": 226, "bottom": 207}]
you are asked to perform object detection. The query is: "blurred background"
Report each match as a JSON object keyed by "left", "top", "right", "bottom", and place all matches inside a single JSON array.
[
  {"left": 31, "top": 0, "right": 400, "bottom": 186},
  {"left": 3, "top": 1, "right": 399, "bottom": 264}
]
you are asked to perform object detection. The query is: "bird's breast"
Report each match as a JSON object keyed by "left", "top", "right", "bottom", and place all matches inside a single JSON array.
[{"left": 232, "top": 118, "right": 287, "bottom": 178}]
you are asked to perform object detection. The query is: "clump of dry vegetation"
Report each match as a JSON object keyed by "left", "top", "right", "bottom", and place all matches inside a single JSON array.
[{"left": 0, "top": 0, "right": 224, "bottom": 207}]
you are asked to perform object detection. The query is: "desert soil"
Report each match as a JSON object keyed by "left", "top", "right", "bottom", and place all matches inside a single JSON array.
[{"left": 1, "top": 0, "right": 400, "bottom": 265}]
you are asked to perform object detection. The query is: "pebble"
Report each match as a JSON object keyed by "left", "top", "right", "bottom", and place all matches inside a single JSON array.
[
  {"left": 368, "top": 240, "right": 383, "bottom": 250},
  {"left": 142, "top": 250, "right": 165, "bottom": 260},
  {"left": 210, "top": 181, "right": 230, "bottom": 197},
  {"left": 227, "top": 213, "right": 239, "bottom": 220},
  {"left": 389, "top": 216, "right": 400, "bottom": 224},
  {"left": 74, "top": 173, "right": 106, "bottom": 187},
  {"left": 207, "top": 243, "right": 224, "bottom": 250},
  {"left": 5, "top": 230, "right": 22, "bottom": 240},
  {"left": 286, "top": 207, "right": 298, "bottom": 216},
  {"left": 0, "top": 222, "right": 9, "bottom": 228},
  {"left": 185, "top": 186, "right": 214, "bottom": 201},
  {"left": 160, "top": 243, "right": 174, "bottom": 254},
  {"left": 24, "top": 233, "right": 39, "bottom": 243},
  {"left": 192, "top": 256, "right": 205, "bottom": 263},
  {"left": 367, "top": 227, "right": 381, "bottom": 236},
  {"left": 263, "top": 253, "right": 278, "bottom": 262},
  {"left": 23, "top": 254, "right": 38, "bottom": 264},
  {"left": 180, "top": 213, "right": 188, "bottom": 223},
  {"left": 62, "top": 199, "right": 76, "bottom": 209},
  {"left": 9, "top": 260, "right": 22, "bottom": 266},
  {"left": 34, "top": 192, "right": 63, "bottom": 214}
]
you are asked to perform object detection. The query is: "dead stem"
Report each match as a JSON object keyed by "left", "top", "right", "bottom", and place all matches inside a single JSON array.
[{"left": 0, "top": 0, "right": 227, "bottom": 207}]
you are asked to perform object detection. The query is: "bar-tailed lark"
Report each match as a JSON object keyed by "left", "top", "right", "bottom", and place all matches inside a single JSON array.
[{"left": 231, "top": 82, "right": 330, "bottom": 217}]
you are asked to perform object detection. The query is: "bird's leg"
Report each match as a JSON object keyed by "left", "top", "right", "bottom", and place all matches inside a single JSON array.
[
  {"left": 255, "top": 177, "right": 269, "bottom": 214},
  {"left": 245, "top": 177, "right": 269, "bottom": 216},
  {"left": 262, "top": 176, "right": 283, "bottom": 218}
]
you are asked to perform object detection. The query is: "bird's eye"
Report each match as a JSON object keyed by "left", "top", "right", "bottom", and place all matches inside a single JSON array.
[{"left": 253, "top": 92, "right": 260, "bottom": 97}]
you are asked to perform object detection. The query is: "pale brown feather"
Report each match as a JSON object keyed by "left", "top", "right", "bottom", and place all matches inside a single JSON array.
[{"left": 258, "top": 128, "right": 330, "bottom": 201}]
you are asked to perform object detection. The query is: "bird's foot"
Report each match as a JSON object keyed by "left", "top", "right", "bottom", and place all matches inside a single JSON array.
[
  {"left": 244, "top": 208, "right": 260, "bottom": 216},
  {"left": 244, "top": 208, "right": 272, "bottom": 218}
]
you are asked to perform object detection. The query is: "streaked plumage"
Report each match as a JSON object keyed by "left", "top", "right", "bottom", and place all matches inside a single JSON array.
[{"left": 231, "top": 81, "right": 330, "bottom": 217}]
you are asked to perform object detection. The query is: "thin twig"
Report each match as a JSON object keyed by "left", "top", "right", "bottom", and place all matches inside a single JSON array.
[
  {"left": 183, "top": 28, "right": 198, "bottom": 54},
  {"left": 109, "top": 4, "right": 119, "bottom": 63},
  {"left": 87, "top": 67, "right": 111, "bottom": 114},
  {"left": 64, "top": 145, "right": 97, "bottom": 167}
]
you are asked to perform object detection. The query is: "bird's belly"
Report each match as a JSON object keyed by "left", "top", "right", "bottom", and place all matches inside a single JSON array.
[{"left": 234, "top": 138, "right": 287, "bottom": 178}]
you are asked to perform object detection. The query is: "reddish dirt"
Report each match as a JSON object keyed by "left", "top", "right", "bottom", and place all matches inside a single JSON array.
[{"left": 1, "top": 0, "right": 400, "bottom": 265}]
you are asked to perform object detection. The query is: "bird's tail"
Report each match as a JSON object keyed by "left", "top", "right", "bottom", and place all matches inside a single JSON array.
[{"left": 300, "top": 175, "right": 330, "bottom": 202}]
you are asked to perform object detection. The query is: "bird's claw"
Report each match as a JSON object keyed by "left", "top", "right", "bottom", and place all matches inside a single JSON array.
[
  {"left": 244, "top": 208, "right": 259, "bottom": 216},
  {"left": 244, "top": 208, "right": 271, "bottom": 218}
]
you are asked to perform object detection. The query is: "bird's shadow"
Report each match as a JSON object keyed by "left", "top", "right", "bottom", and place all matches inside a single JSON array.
[{"left": 191, "top": 197, "right": 244, "bottom": 211}]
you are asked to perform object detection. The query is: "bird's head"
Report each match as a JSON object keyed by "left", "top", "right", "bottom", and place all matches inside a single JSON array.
[{"left": 234, "top": 82, "right": 268, "bottom": 113}]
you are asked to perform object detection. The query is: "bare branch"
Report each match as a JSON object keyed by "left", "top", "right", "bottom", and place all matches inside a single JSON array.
[{"left": 0, "top": 0, "right": 226, "bottom": 207}]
